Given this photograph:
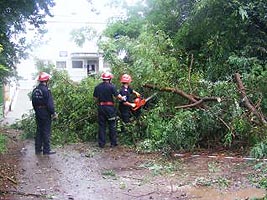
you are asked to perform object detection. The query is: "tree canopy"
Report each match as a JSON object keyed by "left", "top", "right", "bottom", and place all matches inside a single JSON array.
[
  {"left": 102, "top": 0, "right": 267, "bottom": 80},
  {"left": 0, "top": 0, "right": 55, "bottom": 81}
]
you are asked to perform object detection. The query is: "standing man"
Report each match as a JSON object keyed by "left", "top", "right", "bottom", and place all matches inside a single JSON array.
[
  {"left": 32, "top": 72, "right": 57, "bottom": 155},
  {"left": 93, "top": 72, "right": 125, "bottom": 148}
]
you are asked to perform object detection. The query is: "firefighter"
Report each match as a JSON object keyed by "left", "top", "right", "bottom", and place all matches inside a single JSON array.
[
  {"left": 32, "top": 72, "right": 58, "bottom": 155},
  {"left": 118, "top": 74, "right": 140, "bottom": 124},
  {"left": 93, "top": 72, "right": 125, "bottom": 148}
]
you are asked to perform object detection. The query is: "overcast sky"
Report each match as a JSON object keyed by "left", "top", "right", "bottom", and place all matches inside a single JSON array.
[{"left": 35, "top": 0, "right": 114, "bottom": 58}]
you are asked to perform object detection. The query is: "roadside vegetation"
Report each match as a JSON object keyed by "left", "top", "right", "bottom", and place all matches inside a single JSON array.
[{"left": 0, "top": 133, "right": 6, "bottom": 153}]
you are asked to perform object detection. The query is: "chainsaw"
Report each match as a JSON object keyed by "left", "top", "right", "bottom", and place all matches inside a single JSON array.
[{"left": 132, "top": 93, "right": 157, "bottom": 111}]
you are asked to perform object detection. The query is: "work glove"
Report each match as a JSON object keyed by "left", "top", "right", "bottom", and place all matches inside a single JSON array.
[
  {"left": 136, "top": 92, "right": 141, "bottom": 97},
  {"left": 130, "top": 103, "right": 136, "bottom": 108},
  {"left": 121, "top": 96, "right": 127, "bottom": 101},
  {"left": 52, "top": 113, "right": 58, "bottom": 121}
]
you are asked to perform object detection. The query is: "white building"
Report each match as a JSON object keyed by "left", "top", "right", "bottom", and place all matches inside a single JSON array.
[{"left": 54, "top": 50, "right": 108, "bottom": 82}]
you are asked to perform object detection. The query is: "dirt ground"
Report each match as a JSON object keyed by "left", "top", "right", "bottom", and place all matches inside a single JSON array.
[{"left": 0, "top": 129, "right": 266, "bottom": 200}]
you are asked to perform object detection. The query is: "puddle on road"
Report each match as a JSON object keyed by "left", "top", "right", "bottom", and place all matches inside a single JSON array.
[{"left": 182, "top": 185, "right": 266, "bottom": 200}]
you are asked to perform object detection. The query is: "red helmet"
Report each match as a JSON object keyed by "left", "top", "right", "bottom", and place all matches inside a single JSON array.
[
  {"left": 120, "top": 74, "right": 132, "bottom": 83},
  {"left": 101, "top": 72, "right": 113, "bottom": 80},
  {"left": 38, "top": 72, "right": 51, "bottom": 81}
]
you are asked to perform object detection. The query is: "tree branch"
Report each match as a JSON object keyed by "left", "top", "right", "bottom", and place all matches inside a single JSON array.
[
  {"left": 0, "top": 174, "right": 17, "bottom": 185},
  {"left": 143, "top": 84, "right": 220, "bottom": 109},
  {"left": 234, "top": 73, "right": 267, "bottom": 125}
]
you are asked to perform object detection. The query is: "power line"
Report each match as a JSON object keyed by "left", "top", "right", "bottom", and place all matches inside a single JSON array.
[{"left": 46, "top": 20, "right": 107, "bottom": 24}]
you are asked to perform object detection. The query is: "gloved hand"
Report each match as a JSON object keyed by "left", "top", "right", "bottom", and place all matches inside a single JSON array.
[
  {"left": 121, "top": 96, "right": 127, "bottom": 101},
  {"left": 136, "top": 92, "right": 141, "bottom": 97},
  {"left": 52, "top": 113, "right": 58, "bottom": 121},
  {"left": 130, "top": 103, "right": 136, "bottom": 108}
]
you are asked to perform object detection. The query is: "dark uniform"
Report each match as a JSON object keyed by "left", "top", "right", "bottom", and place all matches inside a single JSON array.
[
  {"left": 93, "top": 81, "right": 119, "bottom": 148},
  {"left": 32, "top": 82, "right": 55, "bottom": 154},
  {"left": 119, "top": 86, "right": 133, "bottom": 123}
]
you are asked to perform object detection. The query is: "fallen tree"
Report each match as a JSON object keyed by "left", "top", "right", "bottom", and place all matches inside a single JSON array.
[{"left": 144, "top": 73, "right": 267, "bottom": 126}]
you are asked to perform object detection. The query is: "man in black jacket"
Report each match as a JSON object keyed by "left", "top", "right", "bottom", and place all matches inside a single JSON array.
[
  {"left": 93, "top": 72, "right": 125, "bottom": 148},
  {"left": 32, "top": 72, "right": 57, "bottom": 155}
]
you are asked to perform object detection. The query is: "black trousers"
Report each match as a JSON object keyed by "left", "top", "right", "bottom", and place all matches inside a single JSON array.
[
  {"left": 119, "top": 105, "right": 131, "bottom": 123},
  {"left": 35, "top": 110, "right": 52, "bottom": 154},
  {"left": 98, "top": 105, "right": 117, "bottom": 147}
]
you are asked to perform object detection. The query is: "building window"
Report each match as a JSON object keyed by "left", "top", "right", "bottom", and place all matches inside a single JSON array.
[
  {"left": 56, "top": 61, "right": 66, "bottom": 69},
  {"left": 72, "top": 60, "right": 83, "bottom": 68},
  {"left": 59, "top": 51, "right": 68, "bottom": 57}
]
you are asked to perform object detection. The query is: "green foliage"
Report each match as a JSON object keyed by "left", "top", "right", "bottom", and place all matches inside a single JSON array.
[
  {"left": 101, "top": 11, "right": 267, "bottom": 151},
  {"left": 244, "top": 66, "right": 267, "bottom": 116},
  {"left": 141, "top": 103, "right": 199, "bottom": 151},
  {"left": 0, "top": 133, "right": 7, "bottom": 153},
  {"left": 101, "top": 170, "right": 116, "bottom": 178},
  {"left": 250, "top": 140, "right": 267, "bottom": 159},
  {"left": 17, "top": 111, "right": 37, "bottom": 139},
  {"left": 259, "top": 178, "right": 267, "bottom": 190},
  {"left": 170, "top": 0, "right": 267, "bottom": 81},
  {"left": 100, "top": 27, "right": 188, "bottom": 90},
  {"left": 70, "top": 27, "right": 98, "bottom": 47},
  {"left": 49, "top": 71, "right": 99, "bottom": 144},
  {"left": 251, "top": 162, "right": 267, "bottom": 190},
  {"left": 165, "top": 111, "right": 199, "bottom": 150},
  {"left": 0, "top": 0, "right": 55, "bottom": 80},
  {"left": 29, "top": 58, "right": 56, "bottom": 80}
]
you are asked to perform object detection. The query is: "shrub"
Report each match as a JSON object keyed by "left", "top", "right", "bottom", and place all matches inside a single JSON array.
[
  {"left": 250, "top": 140, "right": 267, "bottom": 159},
  {"left": 0, "top": 133, "right": 6, "bottom": 153}
]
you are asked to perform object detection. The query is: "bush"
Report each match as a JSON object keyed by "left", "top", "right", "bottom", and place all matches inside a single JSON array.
[
  {"left": 250, "top": 140, "right": 267, "bottom": 159},
  {"left": 0, "top": 133, "right": 6, "bottom": 153},
  {"left": 143, "top": 103, "right": 199, "bottom": 151},
  {"left": 15, "top": 111, "right": 36, "bottom": 139},
  {"left": 165, "top": 110, "right": 199, "bottom": 151}
]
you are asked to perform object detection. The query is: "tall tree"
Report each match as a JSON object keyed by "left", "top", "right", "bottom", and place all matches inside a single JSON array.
[
  {"left": 0, "top": 0, "right": 55, "bottom": 81},
  {"left": 174, "top": 0, "right": 267, "bottom": 80}
]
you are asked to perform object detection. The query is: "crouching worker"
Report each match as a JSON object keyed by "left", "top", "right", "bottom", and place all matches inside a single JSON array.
[
  {"left": 93, "top": 72, "right": 125, "bottom": 148},
  {"left": 32, "top": 72, "right": 58, "bottom": 155},
  {"left": 118, "top": 74, "right": 141, "bottom": 133}
]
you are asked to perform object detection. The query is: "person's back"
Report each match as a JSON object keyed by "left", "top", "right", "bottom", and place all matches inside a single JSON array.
[
  {"left": 32, "top": 83, "right": 55, "bottom": 118},
  {"left": 94, "top": 81, "right": 117, "bottom": 104},
  {"left": 93, "top": 72, "right": 123, "bottom": 148}
]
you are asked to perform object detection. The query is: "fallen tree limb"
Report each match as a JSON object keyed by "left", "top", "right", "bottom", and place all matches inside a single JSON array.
[
  {"left": 122, "top": 191, "right": 156, "bottom": 198},
  {"left": 234, "top": 73, "right": 267, "bottom": 125},
  {"left": 143, "top": 83, "right": 232, "bottom": 133},
  {"left": 0, "top": 190, "right": 44, "bottom": 198},
  {"left": 175, "top": 97, "right": 221, "bottom": 109},
  {"left": 144, "top": 84, "right": 199, "bottom": 103},
  {"left": 0, "top": 174, "right": 17, "bottom": 185},
  {"left": 143, "top": 84, "right": 220, "bottom": 109}
]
